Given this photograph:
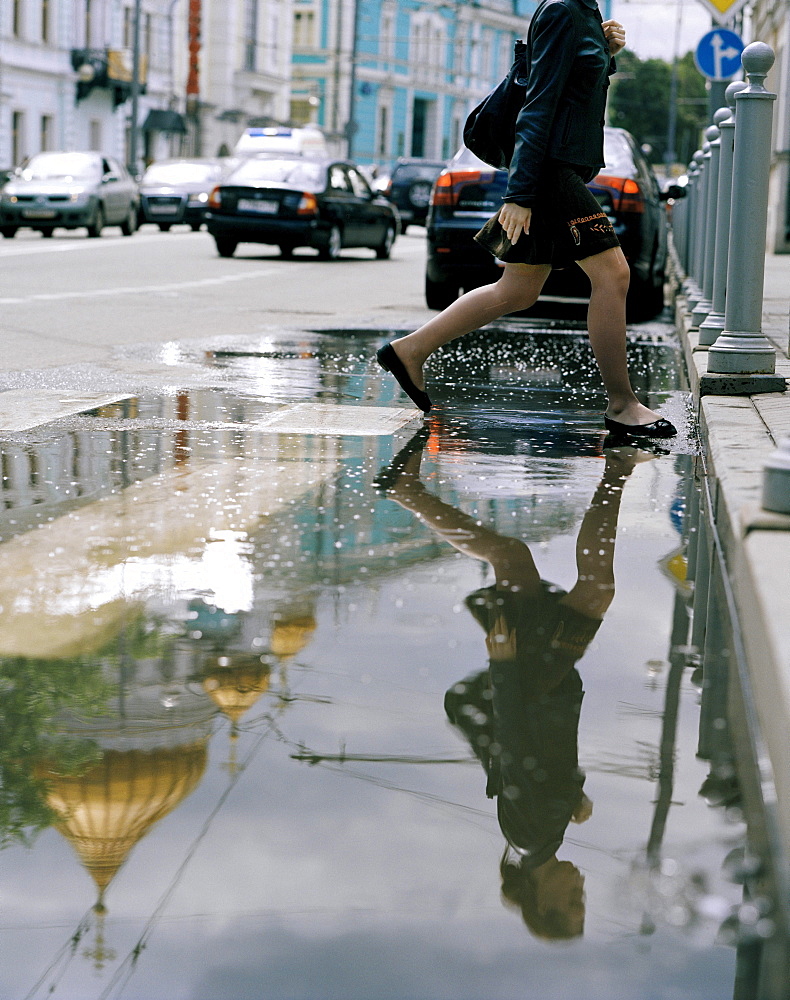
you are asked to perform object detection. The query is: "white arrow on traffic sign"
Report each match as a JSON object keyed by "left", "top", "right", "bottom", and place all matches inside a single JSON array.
[{"left": 712, "top": 33, "right": 740, "bottom": 79}]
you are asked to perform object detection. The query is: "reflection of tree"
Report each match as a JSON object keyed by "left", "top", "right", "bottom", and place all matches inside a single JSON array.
[{"left": 0, "top": 653, "right": 113, "bottom": 847}]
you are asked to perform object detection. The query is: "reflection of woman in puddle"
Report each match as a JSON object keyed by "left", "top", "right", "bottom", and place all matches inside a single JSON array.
[{"left": 377, "top": 432, "right": 651, "bottom": 939}]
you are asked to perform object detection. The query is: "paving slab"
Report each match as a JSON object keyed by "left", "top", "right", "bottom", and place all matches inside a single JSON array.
[{"left": 0, "top": 388, "right": 135, "bottom": 433}]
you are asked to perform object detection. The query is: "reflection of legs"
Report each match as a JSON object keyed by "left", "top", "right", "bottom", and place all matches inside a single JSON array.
[
  {"left": 560, "top": 447, "right": 649, "bottom": 620},
  {"left": 385, "top": 449, "right": 541, "bottom": 595},
  {"left": 386, "top": 263, "right": 551, "bottom": 392}
]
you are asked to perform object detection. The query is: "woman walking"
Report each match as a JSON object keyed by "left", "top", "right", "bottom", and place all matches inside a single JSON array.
[{"left": 376, "top": 0, "right": 676, "bottom": 439}]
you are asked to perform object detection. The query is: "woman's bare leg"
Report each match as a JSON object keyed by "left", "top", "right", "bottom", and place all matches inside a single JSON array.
[
  {"left": 386, "top": 263, "right": 552, "bottom": 391},
  {"left": 576, "top": 247, "right": 667, "bottom": 427}
]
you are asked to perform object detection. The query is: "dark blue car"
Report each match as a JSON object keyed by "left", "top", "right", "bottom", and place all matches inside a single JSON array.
[{"left": 425, "top": 128, "right": 675, "bottom": 320}]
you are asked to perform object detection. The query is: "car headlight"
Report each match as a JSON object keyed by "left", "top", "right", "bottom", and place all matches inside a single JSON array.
[{"left": 69, "top": 188, "right": 89, "bottom": 203}]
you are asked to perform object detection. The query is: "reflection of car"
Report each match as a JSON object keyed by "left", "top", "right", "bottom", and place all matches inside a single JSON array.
[
  {"left": 0, "top": 151, "right": 138, "bottom": 238},
  {"left": 205, "top": 155, "right": 399, "bottom": 259},
  {"left": 425, "top": 128, "right": 672, "bottom": 319},
  {"left": 381, "top": 158, "right": 447, "bottom": 228},
  {"left": 139, "top": 158, "right": 232, "bottom": 231}
]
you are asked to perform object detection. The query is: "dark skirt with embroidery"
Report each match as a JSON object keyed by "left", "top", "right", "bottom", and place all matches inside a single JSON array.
[{"left": 474, "top": 162, "right": 620, "bottom": 268}]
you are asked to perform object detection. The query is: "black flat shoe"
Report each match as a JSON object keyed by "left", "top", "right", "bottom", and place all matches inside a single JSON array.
[
  {"left": 604, "top": 415, "right": 677, "bottom": 439},
  {"left": 376, "top": 342, "right": 432, "bottom": 413},
  {"left": 372, "top": 426, "right": 430, "bottom": 494}
]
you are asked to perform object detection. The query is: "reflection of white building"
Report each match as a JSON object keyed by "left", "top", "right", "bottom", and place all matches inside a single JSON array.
[{"left": 749, "top": 0, "right": 790, "bottom": 252}]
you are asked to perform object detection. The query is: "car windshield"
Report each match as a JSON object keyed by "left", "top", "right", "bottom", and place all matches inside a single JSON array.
[
  {"left": 228, "top": 158, "right": 325, "bottom": 191},
  {"left": 393, "top": 163, "right": 445, "bottom": 181},
  {"left": 143, "top": 162, "right": 219, "bottom": 185},
  {"left": 19, "top": 153, "right": 101, "bottom": 182},
  {"left": 601, "top": 130, "right": 636, "bottom": 175}
]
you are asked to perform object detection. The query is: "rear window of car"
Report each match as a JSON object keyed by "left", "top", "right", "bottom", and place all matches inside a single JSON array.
[
  {"left": 227, "top": 158, "right": 326, "bottom": 191},
  {"left": 20, "top": 153, "right": 101, "bottom": 181},
  {"left": 143, "top": 162, "right": 220, "bottom": 184},
  {"left": 601, "top": 130, "right": 635, "bottom": 175},
  {"left": 392, "top": 163, "right": 446, "bottom": 181}
]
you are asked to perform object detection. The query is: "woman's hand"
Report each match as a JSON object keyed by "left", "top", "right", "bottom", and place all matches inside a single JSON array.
[
  {"left": 602, "top": 19, "right": 626, "bottom": 56},
  {"left": 498, "top": 203, "right": 532, "bottom": 246}
]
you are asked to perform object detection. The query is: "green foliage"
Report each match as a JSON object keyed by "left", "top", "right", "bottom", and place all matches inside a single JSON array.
[
  {"left": 0, "top": 654, "right": 114, "bottom": 848},
  {"left": 609, "top": 50, "right": 710, "bottom": 167}
]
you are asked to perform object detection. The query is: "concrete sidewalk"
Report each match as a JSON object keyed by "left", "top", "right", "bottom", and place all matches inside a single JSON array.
[{"left": 671, "top": 251, "right": 790, "bottom": 867}]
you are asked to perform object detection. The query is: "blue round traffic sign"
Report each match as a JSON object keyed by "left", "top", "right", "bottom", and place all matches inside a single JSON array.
[{"left": 695, "top": 29, "right": 744, "bottom": 81}]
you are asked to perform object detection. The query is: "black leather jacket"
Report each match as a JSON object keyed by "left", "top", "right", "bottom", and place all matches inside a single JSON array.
[{"left": 504, "top": 0, "right": 615, "bottom": 207}]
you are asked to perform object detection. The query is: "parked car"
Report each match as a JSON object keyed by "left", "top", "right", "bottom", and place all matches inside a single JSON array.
[
  {"left": 0, "top": 151, "right": 138, "bottom": 238},
  {"left": 425, "top": 128, "right": 674, "bottom": 320},
  {"left": 205, "top": 155, "right": 399, "bottom": 259},
  {"left": 379, "top": 157, "right": 447, "bottom": 228},
  {"left": 139, "top": 158, "right": 232, "bottom": 231}
]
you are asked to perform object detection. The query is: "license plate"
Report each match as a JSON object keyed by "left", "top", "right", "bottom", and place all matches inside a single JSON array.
[
  {"left": 22, "top": 209, "right": 57, "bottom": 219},
  {"left": 237, "top": 198, "right": 278, "bottom": 214},
  {"left": 149, "top": 204, "right": 179, "bottom": 214}
]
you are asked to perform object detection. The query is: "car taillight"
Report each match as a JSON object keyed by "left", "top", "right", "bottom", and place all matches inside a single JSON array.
[
  {"left": 430, "top": 169, "right": 485, "bottom": 207},
  {"left": 297, "top": 192, "right": 318, "bottom": 216},
  {"left": 208, "top": 185, "right": 222, "bottom": 209},
  {"left": 594, "top": 174, "right": 644, "bottom": 214}
]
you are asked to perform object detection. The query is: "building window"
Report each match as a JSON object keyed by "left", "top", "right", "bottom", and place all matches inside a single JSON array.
[
  {"left": 377, "top": 104, "right": 389, "bottom": 158},
  {"left": 42, "top": 0, "right": 51, "bottom": 41},
  {"left": 85, "top": 0, "right": 92, "bottom": 46},
  {"left": 293, "top": 10, "right": 315, "bottom": 48},
  {"left": 243, "top": 0, "right": 259, "bottom": 72},
  {"left": 13, "top": 0, "right": 23, "bottom": 37},
  {"left": 380, "top": 11, "right": 394, "bottom": 64},
  {"left": 40, "top": 115, "right": 54, "bottom": 152},
  {"left": 90, "top": 120, "right": 102, "bottom": 150},
  {"left": 12, "top": 112, "right": 25, "bottom": 166},
  {"left": 123, "top": 6, "right": 134, "bottom": 48}
]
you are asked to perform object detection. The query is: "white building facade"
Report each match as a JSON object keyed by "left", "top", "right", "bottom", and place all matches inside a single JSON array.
[{"left": 0, "top": 0, "right": 296, "bottom": 171}]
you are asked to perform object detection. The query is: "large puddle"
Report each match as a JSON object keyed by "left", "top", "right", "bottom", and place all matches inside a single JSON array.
[{"left": 0, "top": 322, "right": 772, "bottom": 998}]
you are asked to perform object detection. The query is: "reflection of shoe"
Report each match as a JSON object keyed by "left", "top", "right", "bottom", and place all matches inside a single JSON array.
[
  {"left": 373, "top": 426, "right": 430, "bottom": 494},
  {"left": 604, "top": 414, "right": 677, "bottom": 438},
  {"left": 602, "top": 434, "right": 669, "bottom": 456},
  {"left": 376, "top": 342, "right": 432, "bottom": 413}
]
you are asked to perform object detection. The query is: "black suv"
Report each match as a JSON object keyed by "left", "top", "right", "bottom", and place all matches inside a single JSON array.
[
  {"left": 425, "top": 129, "right": 674, "bottom": 320},
  {"left": 381, "top": 158, "right": 447, "bottom": 228}
]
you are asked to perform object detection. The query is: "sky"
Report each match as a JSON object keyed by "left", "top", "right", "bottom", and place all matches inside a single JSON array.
[{"left": 608, "top": 0, "right": 724, "bottom": 61}]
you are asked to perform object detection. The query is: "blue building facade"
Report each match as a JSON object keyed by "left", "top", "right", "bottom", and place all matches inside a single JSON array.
[{"left": 290, "top": 0, "right": 537, "bottom": 166}]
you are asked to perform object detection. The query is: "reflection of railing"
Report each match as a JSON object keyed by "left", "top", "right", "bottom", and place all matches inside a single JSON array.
[{"left": 686, "top": 453, "right": 790, "bottom": 997}]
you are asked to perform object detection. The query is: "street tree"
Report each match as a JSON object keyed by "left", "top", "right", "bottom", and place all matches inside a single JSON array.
[{"left": 609, "top": 50, "right": 709, "bottom": 169}]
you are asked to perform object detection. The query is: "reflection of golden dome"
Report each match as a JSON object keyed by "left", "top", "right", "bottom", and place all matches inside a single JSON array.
[
  {"left": 38, "top": 742, "right": 207, "bottom": 894},
  {"left": 270, "top": 616, "right": 316, "bottom": 659},
  {"left": 202, "top": 655, "right": 272, "bottom": 724}
]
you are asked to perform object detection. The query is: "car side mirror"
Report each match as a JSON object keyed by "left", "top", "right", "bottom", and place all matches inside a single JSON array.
[{"left": 660, "top": 184, "right": 686, "bottom": 201}]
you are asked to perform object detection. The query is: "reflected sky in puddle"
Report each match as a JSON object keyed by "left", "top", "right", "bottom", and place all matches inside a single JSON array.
[{"left": 0, "top": 323, "right": 757, "bottom": 999}]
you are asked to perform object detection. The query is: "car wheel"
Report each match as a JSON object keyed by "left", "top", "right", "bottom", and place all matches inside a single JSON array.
[
  {"left": 627, "top": 270, "right": 665, "bottom": 322},
  {"left": 87, "top": 205, "right": 104, "bottom": 238},
  {"left": 190, "top": 222, "right": 201, "bottom": 232},
  {"left": 215, "top": 236, "right": 238, "bottom": 258},
  {"left": 375, "top": 225, "right": 396, "bottom": 259},
  {"left": 318, "top": 225, "right": 342, "bottom": 260},
  {"left": 425, "top": 274, "right": 460, "bottom": 310},
  {"left": 0, "top": 226, "right": 18, "bottom": 238},
  {"left": 120, "top": 206, "right": 137, "bottom": 236},
  {"left": 40, "top": 228, "right": 55, "bottom": 238},
  {"left": 158, "top": 223, "right": 172, "bottom": 233},
  {"left": 279, "top": 244, "right": 295, "bottom": 259}
]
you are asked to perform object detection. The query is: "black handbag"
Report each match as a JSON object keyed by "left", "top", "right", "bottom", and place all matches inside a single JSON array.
[
  {"left": 462, "top": 39, "right": 530, "bottom": 170},
  {"left": 464, "top": 0, "right": 569, "bottom": 170}
]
